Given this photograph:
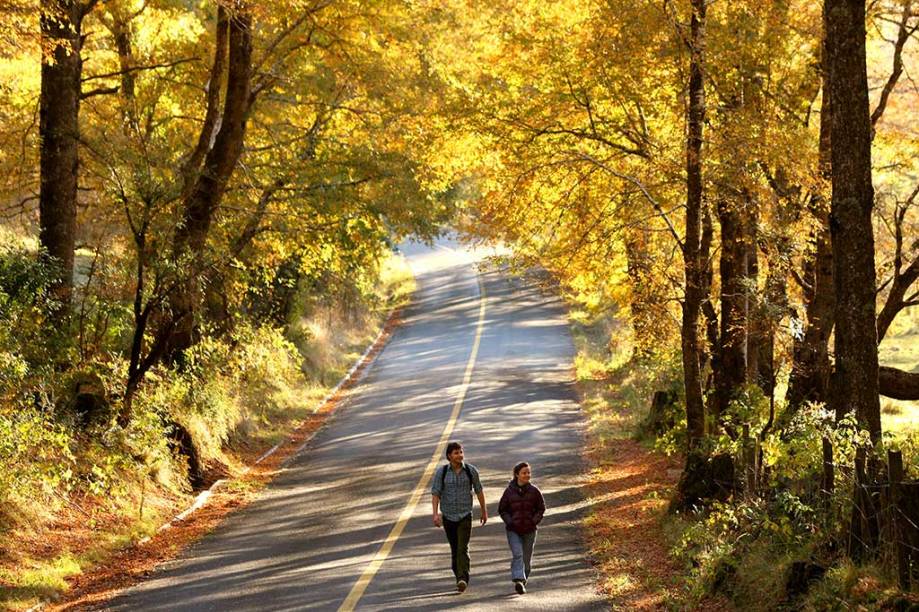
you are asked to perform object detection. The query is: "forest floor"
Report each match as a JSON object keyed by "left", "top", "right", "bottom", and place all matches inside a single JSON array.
[
  {"left": 574, "top": 306, "right": 919, "bottom": 611},
  {"left": 578, "top": 383, "right": 734, "bottom": 611},
  {"left": 570, "top": 308, "right": 732, "bottom": 611}
]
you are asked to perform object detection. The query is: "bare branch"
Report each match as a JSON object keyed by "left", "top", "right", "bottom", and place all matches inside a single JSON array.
[
  {"left": 80, "top": 85, "right": 119, "bottom": 99},
  {"left": 870, "top": 0, "right": 917, "bottom": 131},
  {"left": 81, "top": 57, "right": 199, "bottom": 83},
  {"left": 571, "top": 151, "right": 684, "bottom": 250}
]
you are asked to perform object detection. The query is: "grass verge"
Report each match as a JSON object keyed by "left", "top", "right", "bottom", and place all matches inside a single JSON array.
[{"left": 0, "top": 251, "right": 414, "bottom": 612}]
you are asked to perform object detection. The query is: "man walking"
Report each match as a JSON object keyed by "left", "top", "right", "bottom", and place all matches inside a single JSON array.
[{"left": 431, "top": 441, "right": 487, "bottom": 592}]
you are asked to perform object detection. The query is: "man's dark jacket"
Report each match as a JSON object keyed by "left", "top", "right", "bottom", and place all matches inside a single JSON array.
[{"left": 498, "top": 479, "right": 546, "bottom": 535}]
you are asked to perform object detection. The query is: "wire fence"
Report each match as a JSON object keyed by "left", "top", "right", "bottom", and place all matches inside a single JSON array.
[
  {"left": 846, "top": 449, "right": 919, "bottom": 590},
  {"left": 734, "top": 434, "right": 919, "bottom": 591}
]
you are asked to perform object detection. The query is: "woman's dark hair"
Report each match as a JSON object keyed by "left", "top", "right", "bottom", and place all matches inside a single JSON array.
[
  {"left": 513, "top": 461, "right": 530, "bottom": 477},
  {"left": 446, "top": 441, "right": 463, "bottom": 459}
]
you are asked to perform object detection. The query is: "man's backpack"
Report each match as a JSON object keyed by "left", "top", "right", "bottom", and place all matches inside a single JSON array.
[{"left": 440, "top": 463, "right": 474, "bottom": 490}]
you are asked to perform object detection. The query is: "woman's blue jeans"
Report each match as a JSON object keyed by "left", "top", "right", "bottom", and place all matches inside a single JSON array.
[{"left": 506, "top": 529, "right": 537, "bottom": 581}]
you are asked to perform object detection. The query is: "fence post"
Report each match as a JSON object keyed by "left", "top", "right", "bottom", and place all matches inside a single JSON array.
[{"left": 888, "top": 450, "right": 909, "bottom": 591}]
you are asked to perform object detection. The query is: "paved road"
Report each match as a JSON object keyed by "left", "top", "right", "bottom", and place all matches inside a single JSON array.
[{"left": 105, "top": 240, "right": 608, "bottom": 611}]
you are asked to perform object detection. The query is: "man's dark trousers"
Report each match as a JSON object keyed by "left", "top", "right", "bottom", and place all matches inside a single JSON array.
[{"left": 443, "top": 515, "right": 472, "bottom": 582}]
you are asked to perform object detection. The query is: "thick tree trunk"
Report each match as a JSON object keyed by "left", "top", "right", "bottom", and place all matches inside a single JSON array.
[
  {"left": 681, "top": 0, "right": 708, "bottom": 450},
  {"left": 167, "top": 5, "right": 253, "bottom": 360},
  {"left": 786, "top": 4, "right": 834, "bottom": 414},
  {"left": 39, "top": 0, "right": 87, "bottom": 309},
  {"left": 673, "top": 0, "right": 713, "bottom": 512},
  {"left": 826, "top": 0, "right": 882, "bottom": 443},
  {"left": 713, "top": 198, "right": 747, "bottom": 422}
]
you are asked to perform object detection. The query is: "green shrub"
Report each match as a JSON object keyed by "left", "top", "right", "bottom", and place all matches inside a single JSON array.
[
  {"left": 0, "top": 406, "right": 75, "bottom": 511},
  {"left": 131, "top": 323, "right": 303, "bottom": 465}
]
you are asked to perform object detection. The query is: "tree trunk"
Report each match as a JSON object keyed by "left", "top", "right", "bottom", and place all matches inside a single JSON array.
[
  {"left": 786, "top": 220, "right": 834, "bottom": 409},
  {"left": 624, "top": 226, "right": 661, "bottom": 359},
  {"left": 108, "top": 7, "right": 139, "bottom": 133},
  {"left": 826, "top": 0, "right": 882, "bottom": 443},
  {"left": 754, "top": 257, "right": 784, "bottom": 404},
  {"left": 39, "top": 0, "right": 88, "bottom": 309},
  {"left": 167, "top": 4, "right": 253, "bottom": 360},
  {"left": 786, "top": 3, "right": 834, "bottom": 414},
  {"left": 681, "top": 0, "right": 708, "bottom": 451},
  {"left": 673, "top": 0, "right": 712, "bottom": 512},
  {"left": 713, "top": 198, "right": 747, "bottom": 423}
]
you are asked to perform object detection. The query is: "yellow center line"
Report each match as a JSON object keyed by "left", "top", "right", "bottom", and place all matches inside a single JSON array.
[{"left": 338, "top": 265, "right": 487, "bottom": 612}]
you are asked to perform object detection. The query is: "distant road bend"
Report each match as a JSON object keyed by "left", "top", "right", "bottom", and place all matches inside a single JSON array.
[{"left": 106, "top": 239, "right": 607, "bottom": 611}]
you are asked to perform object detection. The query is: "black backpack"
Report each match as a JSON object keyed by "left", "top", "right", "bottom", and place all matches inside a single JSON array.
[{"left": 440, "top": 463, "right": 474, "bottom": 489}]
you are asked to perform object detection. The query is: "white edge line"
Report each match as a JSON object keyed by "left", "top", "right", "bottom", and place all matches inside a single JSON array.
[
  {"left": 25, "top": 288, "right": 404, "bottom": 612},
  {"left": 119, "top": 307, "right": 398, "bottom": 559}
]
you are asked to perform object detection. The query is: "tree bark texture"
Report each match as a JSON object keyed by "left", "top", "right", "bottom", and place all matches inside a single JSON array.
[
  {"left": 109, "top": 8, "right": 139, "bottom": 132},
  {"left": 786, "top": 3, "right": 834, "bottom": 413},
  {"left": 681, "top": 0, "right": 708, "bottom": 450},
  {"left": 826, "top": 0, "right": 882, "bottom": 442},
  {"left": 713, "top": 198, "right": 748, "bottom": 423},
  {"left": 39, "top": 0, "right": 87, "bottom": 308},
  {"left": 879, "top": 366, "right": 919, "bottom": 401},
  {"left": 167, "top": 4, "right": 252, "bottom": 359}
]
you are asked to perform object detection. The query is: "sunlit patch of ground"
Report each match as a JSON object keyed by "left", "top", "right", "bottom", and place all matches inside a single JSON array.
[
  {"left": 879, "top": 313, "right": 919, "bottom": 434},
  {"left": 569, "top": 305, "right": 732, "bottom": 610},
  {"left": 40, "top": 307, "right": 407, "bottom": 612}
]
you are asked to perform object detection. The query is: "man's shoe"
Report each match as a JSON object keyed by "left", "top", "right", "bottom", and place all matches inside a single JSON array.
[
  {"left": 457, "top": 579, "right": 467, "bottom": 593},
  {"left": 514, "top": 580, "right": 526, "bottom": 594}
]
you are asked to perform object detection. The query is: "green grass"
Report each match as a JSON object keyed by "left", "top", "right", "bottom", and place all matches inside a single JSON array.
[
  {"left": 568, "top": 304, "right": 645, "bottom": 441},
  {"left": 0, "top": 554, "right": 80, "bottom": 610},
  {"left": 879, "top": 308, "right": 919, "bottom": 434},
  {"left": 0, "top": 513, "right": 162, "bottom": 611},
  {"left": 568, "top": 302, "right": 684, "bottom": 453}
]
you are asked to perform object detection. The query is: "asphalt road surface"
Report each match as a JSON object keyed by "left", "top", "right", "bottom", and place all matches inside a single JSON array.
[{"left": 105, "top": 239, "right": 608, "bottom": 611}]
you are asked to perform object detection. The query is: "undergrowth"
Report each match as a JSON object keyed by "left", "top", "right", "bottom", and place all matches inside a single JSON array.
[
  {"left": 569, "top": 299, "right": 919, "bottom": 611},
  {"left": 0, "top": 249, "right": 413, "bottom": 611}
]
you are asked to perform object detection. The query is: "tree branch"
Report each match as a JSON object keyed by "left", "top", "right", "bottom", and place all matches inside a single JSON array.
[
  {"left": 80, "top": 85, "right": 119, "bottom": 99},
  {"left": 870, "top": 0, "right": 916, "bottom": 131},
  {"left": 571, "top": 151, "right": 684, "bottom": 250},
  {"left": 81, "top": 57, "right": 199, "bottom": 83}
]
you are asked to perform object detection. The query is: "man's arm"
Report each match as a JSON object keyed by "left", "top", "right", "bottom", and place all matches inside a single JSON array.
[
  {"left": 470, "top": 466, "right": 487, "bottom": 525},
  {"left": 432, "top": 494, "right": 442, "bottom": 527}
]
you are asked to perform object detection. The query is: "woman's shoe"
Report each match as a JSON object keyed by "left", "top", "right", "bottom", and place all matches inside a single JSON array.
[{"left": 514, "top": 580, "right": 526, "bottom": 594}]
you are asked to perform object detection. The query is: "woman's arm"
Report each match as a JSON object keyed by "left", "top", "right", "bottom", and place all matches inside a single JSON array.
[
  {"left": 533, "top": 488, "right": 546, "bottom": 524},
  {"left": 498, "top": 488, "right": 512, "bottom": 525}
]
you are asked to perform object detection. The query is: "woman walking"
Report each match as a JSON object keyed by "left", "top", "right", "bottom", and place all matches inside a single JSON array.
[{"left": 498, "top": 461, "right": 546, "bottom": 594}]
